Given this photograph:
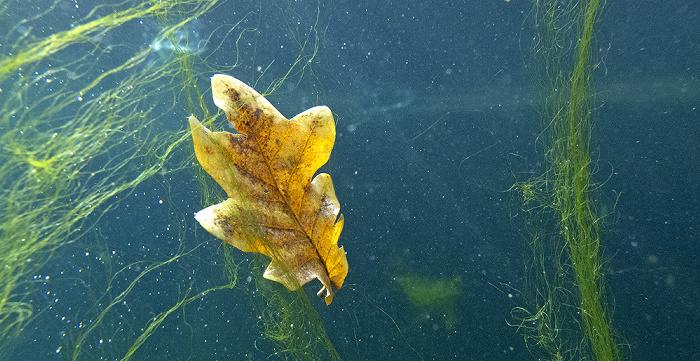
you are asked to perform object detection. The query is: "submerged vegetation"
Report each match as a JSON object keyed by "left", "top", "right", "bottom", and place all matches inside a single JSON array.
[
  {"left": 513, "top": 0, "right": 623, "bottom": 360},
  {"left": 0, "top": 0, "right": 335, "bottom": 359}
]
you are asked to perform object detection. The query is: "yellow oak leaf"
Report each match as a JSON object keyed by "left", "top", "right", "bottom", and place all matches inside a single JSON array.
[{"left": 190, "top": 74, "right": 347, "bottom": 305}]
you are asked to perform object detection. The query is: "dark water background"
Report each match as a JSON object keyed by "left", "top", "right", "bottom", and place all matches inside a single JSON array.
[{"left": 6, "top": 0, "right": 698, "bottom": 360}]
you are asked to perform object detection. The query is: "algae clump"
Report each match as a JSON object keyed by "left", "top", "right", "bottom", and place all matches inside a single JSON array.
[{"left": 398, "top": 275, "right": 461, "bottom": 331}]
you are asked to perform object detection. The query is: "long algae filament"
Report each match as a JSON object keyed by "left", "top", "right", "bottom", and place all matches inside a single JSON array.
[
  {"left": 556, "top": 1, "right": 622, "bottom": 360},
  {"left": 515, "top": 0, "right": 622, "bottom": 360},
  {"left": 0, "top": 0, "right": 216, "bottom": 357}
]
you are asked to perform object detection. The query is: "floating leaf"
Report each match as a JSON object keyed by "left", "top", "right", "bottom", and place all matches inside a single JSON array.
[{"left": 190, "top": 74, "right": 347, "bottom": 305}]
